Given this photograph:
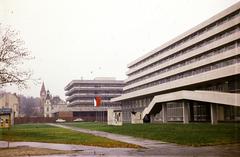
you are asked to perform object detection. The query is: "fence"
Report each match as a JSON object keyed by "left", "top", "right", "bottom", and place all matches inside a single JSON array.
[{"left": 14, "top": 117, "right": 80, "bottom": 124}]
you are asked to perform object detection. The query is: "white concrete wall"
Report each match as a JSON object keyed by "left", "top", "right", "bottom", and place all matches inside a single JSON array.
[
  {"left": 131, "top": 112, "right": 143, "bottom": 124},
  {"left": 107, "top": 109, "right": 123, "bottom": 126},
  {"left": 125, "top": 46, "right": 240, "bottom": 90},
  {"left": 113, "top": 63, "right": 240, "bottom": 101}
]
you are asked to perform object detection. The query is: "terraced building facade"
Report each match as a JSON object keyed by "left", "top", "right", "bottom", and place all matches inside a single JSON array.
[
  {"left": 112, "top": 2, "right": 240, "bottom": 124},
  {"left": 65, "top": 77, "right": 124, "bottom": 121}
]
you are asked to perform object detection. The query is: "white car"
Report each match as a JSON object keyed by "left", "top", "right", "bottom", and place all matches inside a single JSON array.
[
  {"left": 73, "top": 118, "right": 84, "bottom": 122},
  {"left": 56, "top": 118, "right": 66, "bottom": 123}
]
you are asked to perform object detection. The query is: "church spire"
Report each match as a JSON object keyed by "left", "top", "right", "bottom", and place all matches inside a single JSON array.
[{"left": 40, "top": 82, "right": 46, "bottom": 98}]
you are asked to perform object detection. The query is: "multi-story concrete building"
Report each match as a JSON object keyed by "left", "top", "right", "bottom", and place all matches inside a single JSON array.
[
  {"left": 112, "top": 2, "right": 240, "bottom": 124},
  {"left": 65, "top": 77, "right": 124, "bottom": 121}
]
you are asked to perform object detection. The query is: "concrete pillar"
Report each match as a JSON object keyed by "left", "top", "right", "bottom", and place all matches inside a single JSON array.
[
  {"left": 162, "top": 103, "right": 167, "bottom": 123},
  {"left": 183, "top": 101, "right": 190, "bottom": 124},
  {"left": 107, "top": 109, "right": 114, "bottom": 125},
  {"left": 234, "top": 106, "right": 237, "bottom": 121},
  {"left": 11, "top": 112, "right": 15, "bottom": 126},
  {"left": 211, "top": 104, "right": 218, "bottom": 125},
  {"left": 150, "top": 114, "right": 155, "bottom": 123},
  {"left": 218, "top": 105, "right": 224, "bottom": 121}
]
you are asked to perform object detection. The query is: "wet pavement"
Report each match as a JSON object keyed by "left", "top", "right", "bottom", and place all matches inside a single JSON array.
[
  {"left": 0, "top": 123, "right": 239, "bottom": 156},
  {"left": 1, "top": 140, "right": 239, "bottom": 157},
  {"left": 48, "top": 123, "right": 167, "bottom": 148},
  {"left": 0, "top": 141, "right": 134, "bottom": 156}
]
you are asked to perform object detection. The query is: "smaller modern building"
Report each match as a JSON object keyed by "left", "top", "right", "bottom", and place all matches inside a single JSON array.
[{"left": 64, "top": 77, "right": 124, "bottom": 121}]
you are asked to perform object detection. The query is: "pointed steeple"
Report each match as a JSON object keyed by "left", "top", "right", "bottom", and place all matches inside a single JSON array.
[
  {"left": 46, "top": 90, "right": 51, "bottom": 100},
  {"left": 40, "top": 82, "right": 46, "bottom": 98}
]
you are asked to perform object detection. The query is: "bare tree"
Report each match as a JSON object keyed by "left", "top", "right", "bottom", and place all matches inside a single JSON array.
[
  {"left": 0, "top": 24, "right": 32, "bottom": 88},
  {"left": 19, "top": 95, "right": 43, "bottom": 117}
]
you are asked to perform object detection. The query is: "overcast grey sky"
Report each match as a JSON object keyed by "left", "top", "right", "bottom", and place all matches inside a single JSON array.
[{"left": 0, "top": 0, "right": 239, "bottom": 99}]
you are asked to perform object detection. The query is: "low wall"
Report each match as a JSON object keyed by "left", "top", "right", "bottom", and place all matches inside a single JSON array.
[
  {"left": 14, "top": 114, "right": 107, "bottom": 124},
  {"left": 14, "top": 117, "right": 76, "bottom": 124}
]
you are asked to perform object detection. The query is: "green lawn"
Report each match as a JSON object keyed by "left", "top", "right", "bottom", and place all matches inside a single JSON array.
[
  {"left": 66, "top": 122, "right": 240, "bottom": 146},
  {"left": 0, "top": 124, "right": 139, "bottom": 148}
]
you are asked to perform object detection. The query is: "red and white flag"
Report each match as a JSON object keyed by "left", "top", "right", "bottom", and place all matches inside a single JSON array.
[{"left": 94, "top": 96, "right": 101, "bottom": 107}]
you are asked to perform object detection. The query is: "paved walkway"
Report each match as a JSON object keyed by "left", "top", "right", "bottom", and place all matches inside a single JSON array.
[
  {"left": 0, "top": 141, "right": 134, "bottom": 156},
  {"left": 48, "top": 123, "right": 166, "bottom": 148},
  {"left": 47, "top": 123, "right": 240, "bottom": 157}
]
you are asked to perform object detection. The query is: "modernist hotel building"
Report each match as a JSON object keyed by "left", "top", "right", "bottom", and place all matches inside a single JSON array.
[
  {"left": 65, "top": 77, "right": 124, "bottom": 121},
  {"left": 112, "top": 2, "right": 240, "bottom": 124}
]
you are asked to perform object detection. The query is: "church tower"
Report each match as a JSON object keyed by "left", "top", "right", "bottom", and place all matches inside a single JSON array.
[
  {"left": 40, "top": 82, "right": 46, "bottom": 101},
  {"left": 44, "top": 90, "right": 52, "bottom": 117},
  {"left": 40, "top": 82, "right": 52, "bottom": 117}
]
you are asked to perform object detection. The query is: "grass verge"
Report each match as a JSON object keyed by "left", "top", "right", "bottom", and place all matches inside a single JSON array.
[
  {"left": 66, "top": 122, "right": 240, "bottom": 146},
  {"left": 0, "top": 124, "right": 139, "bottom": 148},
  {"left": 0, "top": 146, "right": 75, "bottom": 157}
]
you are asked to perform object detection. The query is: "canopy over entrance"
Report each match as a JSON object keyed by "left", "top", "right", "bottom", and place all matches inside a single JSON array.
[{"left": 142, "top": 90, "right": 240, "bottom": 118}]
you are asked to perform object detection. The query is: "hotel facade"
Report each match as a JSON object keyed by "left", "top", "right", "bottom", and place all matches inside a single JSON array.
[
  {"left": 65, "top": 77, "right": 124, "bottom": 121},
  {"left": 112, "top": 2, "right": 240, "bottom": 124}
]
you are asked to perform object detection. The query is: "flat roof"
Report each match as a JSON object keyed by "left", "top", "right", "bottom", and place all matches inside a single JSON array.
[{"left": 65, "top": 79, "right": 124, "bottom": 91}]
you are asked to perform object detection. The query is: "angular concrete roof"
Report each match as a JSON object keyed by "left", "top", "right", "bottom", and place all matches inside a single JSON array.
[{"left": 142, "top": 90, "right": 240, "bottom": 118}]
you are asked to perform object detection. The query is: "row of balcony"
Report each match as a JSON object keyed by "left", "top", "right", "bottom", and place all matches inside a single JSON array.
[
  {"left": 65, "top": 86, "right": 123, "bottom": 96},
  {"left": 66, "top": 93, "right": 122, "bottom": 102}
]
